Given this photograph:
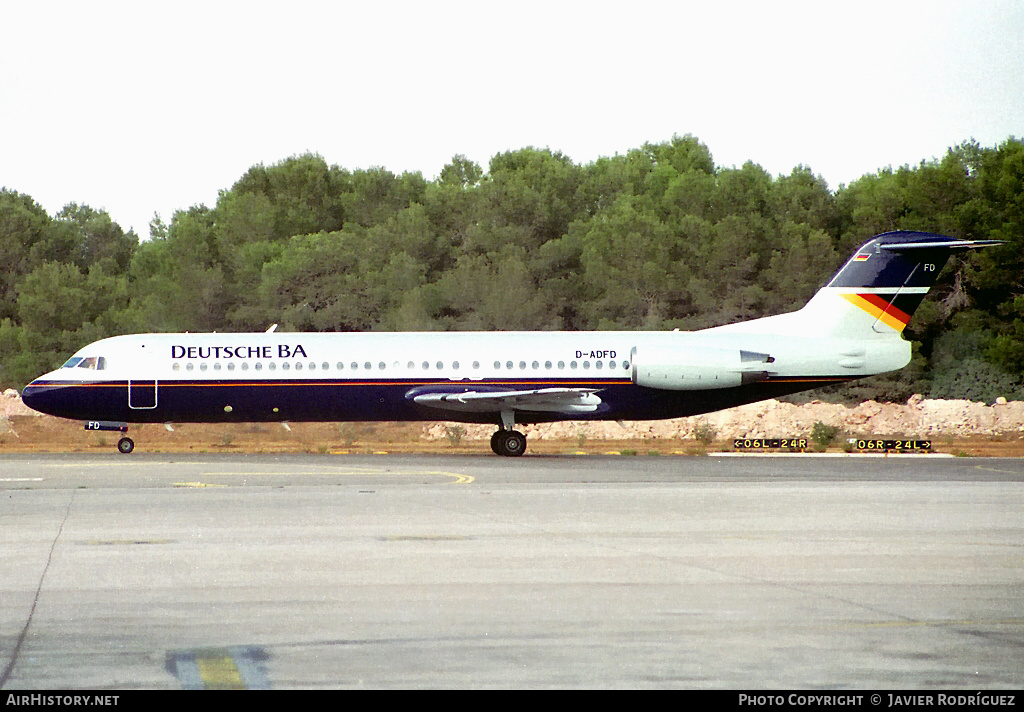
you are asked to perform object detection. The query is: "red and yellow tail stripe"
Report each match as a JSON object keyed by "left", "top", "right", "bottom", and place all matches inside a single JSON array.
[{"left": 839, "top": 292, "right": 912, "bottom": 331}]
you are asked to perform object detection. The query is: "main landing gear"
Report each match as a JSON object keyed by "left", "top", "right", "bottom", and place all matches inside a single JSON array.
[
  {"left": 490, "top": 410, "right": 527, "bottom": 457},
  {"left": 490, "top": 429, "right": 527, "bottom": 457}
]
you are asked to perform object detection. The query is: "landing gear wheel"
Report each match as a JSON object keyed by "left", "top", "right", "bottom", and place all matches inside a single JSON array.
[
  {"left": 117, "top": 437, "right": 135, "bottom": 454},
  {"left": 493, "top": 430, "right": 527, "bottom": 457}
]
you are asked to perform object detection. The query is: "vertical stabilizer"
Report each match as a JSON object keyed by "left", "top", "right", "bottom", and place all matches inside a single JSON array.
[
  {"left": 713, "top": 231, "right": 1001, "bottom": 338},
  {"left": 815, "top": 231, "right": 1000, "bottom": 337}
]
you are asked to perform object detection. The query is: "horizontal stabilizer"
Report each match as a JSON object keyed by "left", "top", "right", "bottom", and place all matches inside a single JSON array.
[{"left": 879, "top": 239, "right": 1004, "bottom": 251}]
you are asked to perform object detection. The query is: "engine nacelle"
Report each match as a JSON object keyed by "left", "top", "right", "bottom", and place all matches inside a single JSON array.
[{"left": 631, "top": 346, "right": 773, "bottom": 391}]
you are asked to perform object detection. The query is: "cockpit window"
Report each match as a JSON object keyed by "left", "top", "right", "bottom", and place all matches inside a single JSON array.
[
  {"left": 62, "top": 357, "right": 84, "bottom": 369},
  {"left": 76, "top": 356, "right": 106, "bottom": 370}
]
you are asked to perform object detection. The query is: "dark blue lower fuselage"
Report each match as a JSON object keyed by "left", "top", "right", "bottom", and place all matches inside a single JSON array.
[{"left": 21, "top": 376, "right": 851, "bottom": 426}]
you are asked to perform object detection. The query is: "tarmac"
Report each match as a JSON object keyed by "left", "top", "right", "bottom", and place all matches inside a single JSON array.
[{"left": 1, "top": 453, "right": 1022, "bottom": 689}]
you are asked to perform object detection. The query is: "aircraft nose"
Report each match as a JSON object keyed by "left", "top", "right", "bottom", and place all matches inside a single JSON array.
[
  {"left": 20, "top": 377, "right": 60, "bottom": 416},
  {"left": 21, "top": 380, "right": 44, "bottom": 412}
]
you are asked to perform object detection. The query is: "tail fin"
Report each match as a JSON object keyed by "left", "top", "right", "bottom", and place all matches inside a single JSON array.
[
  {"left": 819, "top": 231, "right": 1001, "bottom": 336},
  {"left": 714, "top": 231, "right": 1001, "bottom": 338}
]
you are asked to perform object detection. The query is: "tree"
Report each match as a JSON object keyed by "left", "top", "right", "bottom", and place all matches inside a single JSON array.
[
  {"left": 7, "top": 261, "right": 132, "bottom": 384},
  {"left": 966, "top": 139, "right": 1024, "bottom": 376},
  {"left": 0, "top": 190, "right": 51, "bottom": 321},
  {"left": 433, "top": 245, "right": 552, "bottom": 330},
  {"left": 577, "top": 194, "right": 695, "bottom": 329},
  {"left": 50, "top": 204, "right": 137, "bottom": 273},
  {"left": 438, "top": 154, "right": 483, "bottom": 188},
  {"left": 474, "top": 147, "right": 586, "bottom": 253}
]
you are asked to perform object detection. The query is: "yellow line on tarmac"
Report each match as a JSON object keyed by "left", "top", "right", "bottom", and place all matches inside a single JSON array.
[
  {"left": 35, "top": 462, "right": 474, "bottom": 483},
  {"left": 841, "top": 618, "right": 1024, "bottom": 630},
  {"left": 972, "top": 465, "right": 1024, "bottom": 475},
  {"left": 195, "top": 652, "right": 246, "bottom": 690},
  {"left": 205, "top": 470, "right": 475, "bottom": 484}
]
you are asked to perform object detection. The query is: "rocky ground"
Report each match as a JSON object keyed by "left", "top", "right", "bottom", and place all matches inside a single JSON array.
[{"left": 2, "top": 389, "right": 1022, "bottom": 456}]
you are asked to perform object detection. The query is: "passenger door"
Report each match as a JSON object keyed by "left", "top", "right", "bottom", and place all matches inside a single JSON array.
[{"left": 128, "top": 380, "right": 158, "bottom": 409}]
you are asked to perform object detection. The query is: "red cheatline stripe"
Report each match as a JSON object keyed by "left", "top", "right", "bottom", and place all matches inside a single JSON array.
[{"left": 856, "top": 293, "right": 911, "bottom": 325}]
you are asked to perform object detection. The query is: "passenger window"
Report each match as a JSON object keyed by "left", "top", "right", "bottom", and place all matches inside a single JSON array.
[
  {"left": 422, "top": 361, "right": 430, "bottom": 370},
  {"left": 254, "top": 363, "right": 262, "bottom": 371},
  {"left": 241, "top": 363, "right": 249, "bottom": 371},
  {"left": 227, "top": 362, "right": 235, "bottom": 371},
  {"left": 532, "top": 361, "right": 539, "bottom": 369},
  {"left": 295, "top": 363, "right": 303, "bottom": 371},
  {"left": 379, "top": 362, "right": 386, "bottom": 370},
  {"left": 494, "top": 361, "right": 501, "bottom": 369},
  {"left": 268, "top": 363, "right": 276, "bottom": 371},
  {"left": 436, "top": 361, "right": 443, "bottom": 370},
  {"left": 282, "top": 362, "right": 291, "bottom": 371},
  {"left": 200, "top": 363, "right": 208, "bottom": 372},
  {"left": 172, "top": 363, "right": 180, "bottom": 371},
  {"left": 558, "top": 361, "right": 565, "bottom": 369},
  {"left": 364, "top": 362, "right": 372, "bottom": 370},
  {"left": 351, "top": 362, "right": 358, "bottom": 370},
  {"left": 473, "top": 361, "right": 480, "bottom": 369}
]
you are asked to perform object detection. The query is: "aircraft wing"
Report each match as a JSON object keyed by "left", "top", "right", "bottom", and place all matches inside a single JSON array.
[{"left": 411, "top": 387, "right": 602, "bottom": 414}]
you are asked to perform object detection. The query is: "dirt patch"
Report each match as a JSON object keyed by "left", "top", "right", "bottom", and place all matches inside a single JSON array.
[
  {"left": 3, "top": 389, "right": 1022, "bottom": 456},
  {"left": 1, "top": 414, "right": 1021, "bottom": 457}
]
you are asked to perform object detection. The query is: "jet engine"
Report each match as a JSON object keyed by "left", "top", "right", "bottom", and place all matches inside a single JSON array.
[{"left": 631, "top": 346, "right": 774, "bottom": 390}]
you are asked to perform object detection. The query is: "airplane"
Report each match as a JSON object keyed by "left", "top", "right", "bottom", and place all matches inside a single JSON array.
[{"left": 20, "top": 231, "right": 1000, "bottom": 456}]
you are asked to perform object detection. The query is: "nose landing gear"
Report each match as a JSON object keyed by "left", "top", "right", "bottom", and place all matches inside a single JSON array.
[{"left": 85, "top": 420, "right": 135, "bottom": 454}]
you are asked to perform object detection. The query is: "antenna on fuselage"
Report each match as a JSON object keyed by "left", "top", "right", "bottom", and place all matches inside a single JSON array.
[{"left": 266, "top": 324, "right": 278, "bottom": 333}]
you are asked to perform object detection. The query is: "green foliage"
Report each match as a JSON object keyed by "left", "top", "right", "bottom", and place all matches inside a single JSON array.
[
  {"left": 692, "top": 419, "right": 717, "bottom": 445},
  {"left": 1, "top": 137, "right": 1021, "bottom": 404},
  {"left": 929, "top": 358, "right": 1024, "bottom": 402},
  {"left": 444, "top": 425, "right": 466, "bottom": 446},
  {"left": 0, "top": 190, "right": 52, "bottom": 321},
  {"left": 928, "top": 330, "right": 1024, "bottom": 401},
  {"left": 810, "top": 421, "right": 840, "bottom": 449}
]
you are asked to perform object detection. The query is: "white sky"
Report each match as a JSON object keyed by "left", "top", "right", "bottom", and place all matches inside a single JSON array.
[{"left": 2, "top": 0, "right": 1022, "bottom": 238}]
